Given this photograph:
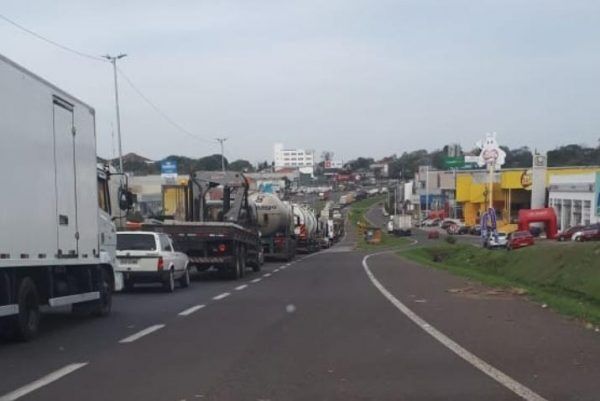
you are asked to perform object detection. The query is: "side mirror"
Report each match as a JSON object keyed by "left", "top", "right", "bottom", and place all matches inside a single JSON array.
[{"left": 118, "top": 186, "right": 134, "bottom": 211}]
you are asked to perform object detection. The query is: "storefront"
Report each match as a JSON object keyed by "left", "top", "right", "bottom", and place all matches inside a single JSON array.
[{"left": 549, "top": 172, "right": 600, "bottom": 230}]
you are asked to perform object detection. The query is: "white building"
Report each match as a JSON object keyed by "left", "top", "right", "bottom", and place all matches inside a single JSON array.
[
  {"left": 549, "top": 173, "right": 600, "bottom": 230},
  {"left": 273, "top": 143, "right": 315, "bottom": 175}
]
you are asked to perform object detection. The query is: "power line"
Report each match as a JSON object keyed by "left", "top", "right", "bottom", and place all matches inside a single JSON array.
[
  {"left": 116, "top": 66, "right": 217, "bottom": 145},
  {"left": 0, "top": 13, "right": 106, "bottom": 62}
]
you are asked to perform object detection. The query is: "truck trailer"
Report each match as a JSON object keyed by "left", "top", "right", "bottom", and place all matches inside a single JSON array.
[
  {"left": 249, "top": 193, "right": 296, "bottom": 261},
  {"left": 0, "top": 54, "right": 124, "bottom": 340},
  {"left": 144, "top": 171, "right": 262, "bottom": 279}
]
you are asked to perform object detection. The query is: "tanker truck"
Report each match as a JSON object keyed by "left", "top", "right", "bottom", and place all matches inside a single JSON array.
[
  {"left": 249, "top": 193, "right": 296, "bottom": 261},
  {"left": 293, "top": 204, "right": 319, "bottom": 253}
]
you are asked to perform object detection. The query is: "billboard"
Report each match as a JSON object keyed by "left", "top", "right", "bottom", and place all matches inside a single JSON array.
[{"left": 161, "top": 160, "right": 177, "bottom": 179}]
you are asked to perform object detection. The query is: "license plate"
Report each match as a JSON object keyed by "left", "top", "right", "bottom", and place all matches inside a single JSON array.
[{"left": 119, "top": 257, "right": 139, "bottom": 265}]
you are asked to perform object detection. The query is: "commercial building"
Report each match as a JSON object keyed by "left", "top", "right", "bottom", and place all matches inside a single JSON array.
[
  {"left": 273, "top": 143, "right": 315, "bottom": 175},
  {"left": 549, "top": 172, "right": 600, "bottom": 230}
]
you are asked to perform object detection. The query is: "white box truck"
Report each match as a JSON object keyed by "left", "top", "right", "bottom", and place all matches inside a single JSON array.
[
  {"left": 391, "top": 215, "right": 412, "bottom": 236},
  {"left": 0, "top": 54, "right": 125, "bottom": 340}
]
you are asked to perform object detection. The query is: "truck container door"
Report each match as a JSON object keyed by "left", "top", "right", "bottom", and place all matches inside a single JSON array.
[{"left": 53, "top": 99, "right": 78, "bottom": 257}]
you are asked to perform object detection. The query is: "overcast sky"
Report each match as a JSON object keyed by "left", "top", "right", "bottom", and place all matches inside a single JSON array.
[{"left": 1, "top": 0, "right": 599, "bottom": 163}]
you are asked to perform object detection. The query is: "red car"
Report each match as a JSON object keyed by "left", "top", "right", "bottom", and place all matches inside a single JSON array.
[
  {"left": 556, "top": 226, "right": 584, "bottom": 241},
  {"left": 506, "top": 231, "right": 534, "bottom": 250},
  {"left": 579, "top": 224, "right": 600, "bottom": 242}
]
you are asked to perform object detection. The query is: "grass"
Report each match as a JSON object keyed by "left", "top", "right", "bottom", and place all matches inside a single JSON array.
[
  {"left": 348, "top": 196, "right": 411, "bottom": 252},
  {"left": 402, "top": 243, "right": 600, "bottom": 325}
]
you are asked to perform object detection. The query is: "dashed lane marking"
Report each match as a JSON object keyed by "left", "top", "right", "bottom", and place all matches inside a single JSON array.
[
  {"left": 213, "top": 292, "right": 230, "bottom": 300},
  {"left": 263, "top": 273, "right": 272, "bottom": 278},
  {"left": 250, "top": 278, "right": 261, "bottom": 283},
  {"left": 0, "top": 363, "right": 88, "bottom": 401},
  {"left": 362, "top": 253, "right": 548, "bottom": 401},
  {"left": 235, "top": 284, "right": 248, "bottom": 291},
  {"left": 178, "top": 304, "right": 206, "bottom": 316},
  {"left": 119, "top": 324, "right": 165, "bottom": 343}
]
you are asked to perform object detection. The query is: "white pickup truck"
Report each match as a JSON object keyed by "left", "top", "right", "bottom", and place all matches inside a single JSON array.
[{"left": 116, "top": 231, "right": 190, "bottom": 292}]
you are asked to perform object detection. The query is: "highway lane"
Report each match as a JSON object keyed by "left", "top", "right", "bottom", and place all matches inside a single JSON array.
[
  {"left": 0, "top": 262, "right": 282, "bottom": 396},
  {"left": 1, "top": 215, "right": 597, "bottom": 400}
]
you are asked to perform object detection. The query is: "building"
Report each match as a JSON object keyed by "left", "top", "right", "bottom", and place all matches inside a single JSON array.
[
  {"left": 273, "top": 143, "right": 315, "bottom": 175},
  {"left": 549, "top": 172, "right": 600, "bottom": 230},
  {"left": 456, "top": 165, "right": 600, "bottom": 227},
  {"left": 413, "top": 167, "right": 457, "bottom": 218}
]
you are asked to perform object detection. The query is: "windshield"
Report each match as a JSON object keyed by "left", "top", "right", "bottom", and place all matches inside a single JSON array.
[{"left": 117, "top": 234, "right": 156, "bottom": 251}]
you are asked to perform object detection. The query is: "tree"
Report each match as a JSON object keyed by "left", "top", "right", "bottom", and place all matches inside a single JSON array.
[
  {"left": 228, "top": 159, "right": 255, "bottom": 172},
  {"left": 344, "top": 157, "right": 374, "bottom": 171}
]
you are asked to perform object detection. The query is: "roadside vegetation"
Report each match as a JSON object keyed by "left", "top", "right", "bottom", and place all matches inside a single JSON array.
[
  {"left": 349, "top": 196, "right": 410, "bottom": 252},
  {"left": 402, "top": 243, "right": 600, "bottom": 325}
]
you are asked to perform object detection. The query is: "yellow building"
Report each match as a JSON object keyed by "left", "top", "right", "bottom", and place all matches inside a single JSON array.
[{"left": 456, "top": 166, "right": 600, "bottom": 227}]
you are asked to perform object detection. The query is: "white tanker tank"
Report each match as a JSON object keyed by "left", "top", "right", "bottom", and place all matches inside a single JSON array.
[{"left": 249, "top": 193, "right": 293, "bottom": 237}]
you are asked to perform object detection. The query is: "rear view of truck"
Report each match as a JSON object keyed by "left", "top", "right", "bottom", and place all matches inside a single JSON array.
[
  {"left": 249, "top": 193, "right": 296, "bottom": 261},
  {"left": 144, "top": 171, "right": 262, "bottom": 279},
  {"left": 0, "top": 55, "right": 119, "bottom": 340}
]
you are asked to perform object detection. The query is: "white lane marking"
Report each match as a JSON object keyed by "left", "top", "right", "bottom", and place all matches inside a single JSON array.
[
  {"left": 178, "top": 304, "right": 206, "bottom": 316},
  {"left": 119, "top": 324, "right": 165, "bottom": 343},
  {"left": 273, "top": 268, "right": 280, "bottom": 273},
  {"left": 235, "top": 284, "right": 248, "bottom": 291},
  {"left": 250, "top": 278, "right": 262, "bottom": 283},
  {"left": 263, "top": 273, "right": 272, "bottom": 277},
  {"left": 362, "top": 253, "right": 548, "bottom": 401},
  {"left": 0, "top": 363, "right": 88, "bottom": 401},
  {"left": 213, "top": 292, "right": 230, "bottom": 300},
  {"left": 280, "top": 265, "right": 287, "bottom": 270}
]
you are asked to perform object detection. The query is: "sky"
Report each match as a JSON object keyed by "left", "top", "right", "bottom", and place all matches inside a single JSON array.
[{"left": 1, "top": 0, "right": 599, "bottom": 164}]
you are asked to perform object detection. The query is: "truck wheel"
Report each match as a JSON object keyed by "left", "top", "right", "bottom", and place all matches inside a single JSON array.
[
  {"left": 229, "top": 252, "right": 242, "bottom": 280},
  {"left": 91, "top": 269, "right": 112, "bottom": 317},
  {"left": 4, "top": 278, "right": 40, "bottom": 341},
  {"left": 179, "top": 267, "right": 191, "bottom": 288},
  {"left": 163, "top": 270, "right": 175, "bottom": 292},
  {"left": 239, "top": 248, "right": 247, "bottom": 278}
]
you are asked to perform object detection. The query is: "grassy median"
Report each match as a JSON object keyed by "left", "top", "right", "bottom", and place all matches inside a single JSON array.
[
  {"left": 349, "top": 196, "right": 410, "bottom": 251},
  {"left": 402, "top": 243, "right": 600, "bottom": 325}
]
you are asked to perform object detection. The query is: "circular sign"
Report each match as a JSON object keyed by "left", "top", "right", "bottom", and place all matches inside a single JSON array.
[{"left": 520, "top": 169, "right": 533, "bottom": 190}]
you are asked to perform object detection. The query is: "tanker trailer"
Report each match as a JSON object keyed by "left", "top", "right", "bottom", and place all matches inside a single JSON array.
[{"left": 249, "top": 193, "right": 296, "bottom": 261}]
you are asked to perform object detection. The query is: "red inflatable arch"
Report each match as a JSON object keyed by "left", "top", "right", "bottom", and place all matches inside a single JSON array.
[{"left": 518, "top": 208, "right": 558, "bottom": 239}]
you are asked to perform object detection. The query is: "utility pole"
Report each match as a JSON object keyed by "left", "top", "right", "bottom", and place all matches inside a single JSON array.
[
  {"left": 216, "top": 137, "right": 228, "bottom": 172},
  {"left": 103, "top": 53, "right": 127, "bottom": 173}
]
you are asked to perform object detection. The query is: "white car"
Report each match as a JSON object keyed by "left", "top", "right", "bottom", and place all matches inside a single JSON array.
[
  {"left": 484, "top": 232, "right": 508, "bottom": 249},
  {"left": 116, "top": 231, "right": 190, "bottom": 292}
]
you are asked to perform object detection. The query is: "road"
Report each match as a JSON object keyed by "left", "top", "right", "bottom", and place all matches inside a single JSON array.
[{"left": 0, "top": 217, "right": 598, "bottom": 400}]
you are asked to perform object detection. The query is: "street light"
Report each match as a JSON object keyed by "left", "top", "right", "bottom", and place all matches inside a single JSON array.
[
  {"left": 103, "top": 53, "right": 127, "bottom": 174},
  {"left": 215, "top": 137, "right": 228, "bottom": 172}
]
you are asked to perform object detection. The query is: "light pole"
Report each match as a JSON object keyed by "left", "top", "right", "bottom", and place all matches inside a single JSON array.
[
  {"left": 103, "top": 53, "right": 127, "bottom": 173},
  {"left": 215, "top": 137, "right": 228, "bottom": 172}
]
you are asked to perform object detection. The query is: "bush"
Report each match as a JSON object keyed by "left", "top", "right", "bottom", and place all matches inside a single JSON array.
[{"left": 445, "top": 236, "right": 457, "bottom": 245}]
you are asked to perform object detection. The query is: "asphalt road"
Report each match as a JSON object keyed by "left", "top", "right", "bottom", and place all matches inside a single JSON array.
[{"left": 0, "top": 218, "right": 598, "bottom": 400}]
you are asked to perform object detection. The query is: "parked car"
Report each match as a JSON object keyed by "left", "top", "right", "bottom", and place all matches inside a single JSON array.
[
  {"left": 421, "top": 218, "right": 441, "bottom": 227},
  {"left": 116, "top": 231, "right": 190, "bottom": 292},
  {"left": 577, "top": 224, "right": 600, "bottom": 242},
  {"left": 441, "top": 219, "right": 462, "bottom": 230},
  {"left": 469, "top": 225, "right": 482, "bottom": 236},
  {"left": 484, "top": 232, "right": 508, "bottom": 249},
  {"left": 507, "top": 231, "right": 535, "bottom": 250},
  {"left": 556, "top": 226, "right": 584, "bottom": 241}
]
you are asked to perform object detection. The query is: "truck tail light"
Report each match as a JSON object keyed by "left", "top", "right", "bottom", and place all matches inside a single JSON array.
[
  {"left": 218, "top": 244, "right": 227, "bottom": 253},
  {"left": 157, "top": 257, "right": 164, "bottom": 271}
]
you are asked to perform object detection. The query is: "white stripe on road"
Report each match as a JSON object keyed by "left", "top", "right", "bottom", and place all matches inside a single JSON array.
[
  {"left": 0, "top": 363, "right": 88, "bottom": 401},
  {"left": 235, "top": 284, "right": 248, "bottom": 291},
  {"left": 119, "top": 324, "right": 165, "bottom": 343},
  {"left": 362, "top": 253, "right": 548, "bottom": 401},
  {"left": 213, "top": 292, "right": 230, "bottom": 300},
  {"left": 250, "top": 278, "right": 262, "bottom": 283},
  {"left": 263, "top": 273, "right": 272, "bottom": 277},
  {"left": 273, "top": 268, "right": 280, "bottom": 273},
  {"left": 280, "top": 265, "right": 287, "bottom": 270},
  {"left": 178, "top": 304, "right": 205, "bottom": 316}
]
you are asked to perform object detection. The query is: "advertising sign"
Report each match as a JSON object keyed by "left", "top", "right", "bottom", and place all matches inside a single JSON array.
[
  {"left": 476, "top": 132, "right": 506, "bottom": 169},
  {"left": 161, "top": 160, "right": 177, "bottom": 179},
  {"left": 596, "top": 172, "right": 600, "bottom": 216}
]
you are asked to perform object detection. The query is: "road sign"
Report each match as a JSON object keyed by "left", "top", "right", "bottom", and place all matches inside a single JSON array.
[{"left": 443, "top": 156, "right": 465, "bottom": 168}]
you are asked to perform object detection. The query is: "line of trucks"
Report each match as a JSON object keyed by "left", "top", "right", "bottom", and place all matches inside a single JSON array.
[{"left": 0, "top": 54, "right": 346, "bottom": 341}]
